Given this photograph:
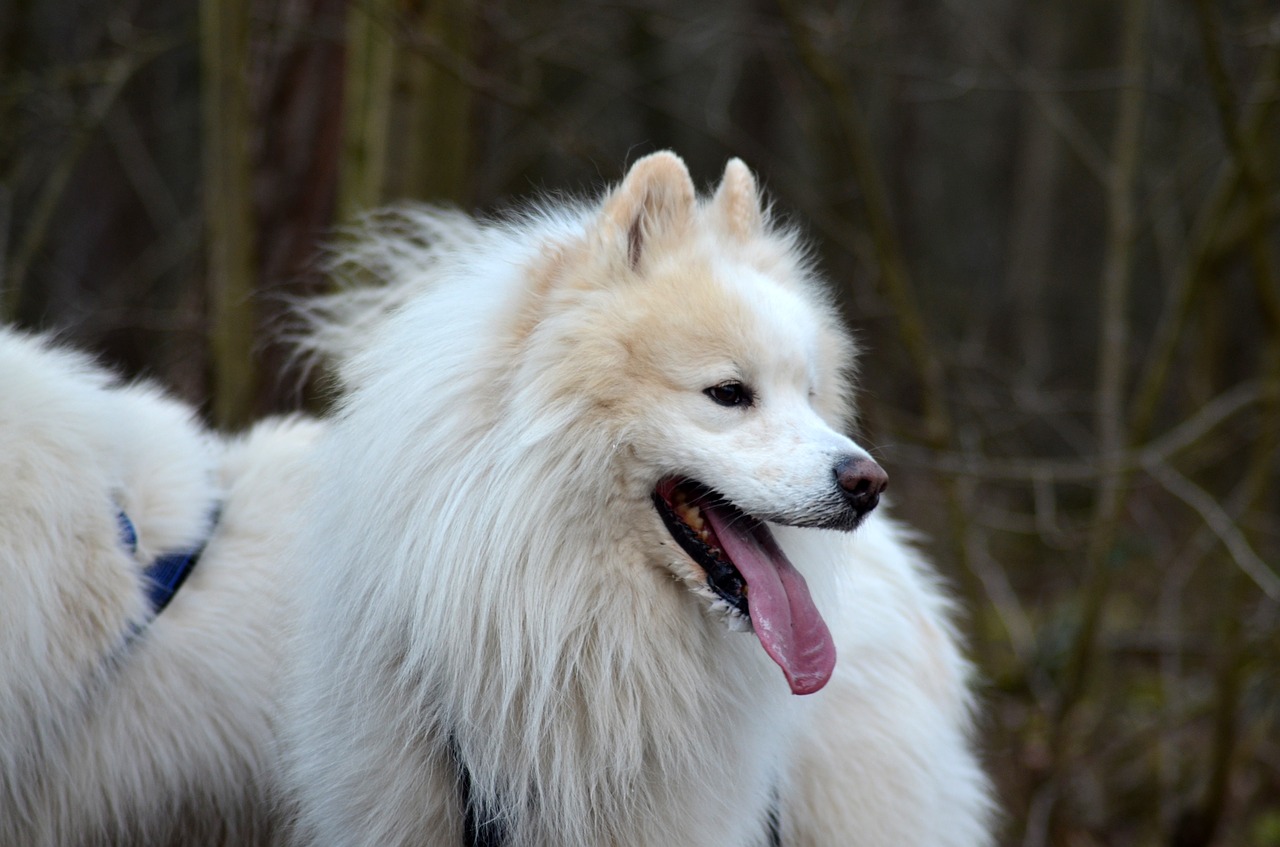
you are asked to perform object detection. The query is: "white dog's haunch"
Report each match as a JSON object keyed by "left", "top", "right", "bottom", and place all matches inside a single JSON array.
[
  {"left": 0, "top": 329, "right": 319, "bottom": 846},
  {"left": 282, "top": 153, "right": 994, "bottom": 846}
]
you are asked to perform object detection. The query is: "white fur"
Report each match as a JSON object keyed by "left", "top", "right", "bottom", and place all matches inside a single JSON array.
[
  {"left": 282, "top": 152, "right": 994, "bottom": 846},
  {"left": 0, "top": 328, "right": 322, "bottom": 846}
]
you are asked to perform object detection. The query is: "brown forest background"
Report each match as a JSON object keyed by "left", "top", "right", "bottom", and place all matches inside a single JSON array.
[{"left": 2, "top": 0, "right": 1279, "bottom": 844}]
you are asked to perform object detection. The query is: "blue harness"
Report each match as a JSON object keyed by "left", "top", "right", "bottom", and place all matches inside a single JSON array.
[{"left": 116, "top": 508, "right": 217, "bottom": 618}]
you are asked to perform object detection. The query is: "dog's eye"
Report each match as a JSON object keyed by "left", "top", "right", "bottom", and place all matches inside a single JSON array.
[{"left": 704, "top": 381, "right": 753, "bottom": 408}]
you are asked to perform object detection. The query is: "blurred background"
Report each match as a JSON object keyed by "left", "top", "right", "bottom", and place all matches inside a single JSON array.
[{"left": 2, "top": 0, "right": 1278, "bottom": 843}]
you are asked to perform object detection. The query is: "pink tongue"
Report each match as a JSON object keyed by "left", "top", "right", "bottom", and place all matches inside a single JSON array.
[{"left": 703, "top": 506, "right": 836, "bottom": 695}]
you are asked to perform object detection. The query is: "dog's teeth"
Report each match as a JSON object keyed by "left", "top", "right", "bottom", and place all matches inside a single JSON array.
[{"left": 678, "top": 505, "right": 704, "bottom": 530}]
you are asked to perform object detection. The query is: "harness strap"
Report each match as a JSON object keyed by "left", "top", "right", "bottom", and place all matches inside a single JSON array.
[
  {"left": 448, "top": 736, "right": 508, "bottom": 847},
  {"left": 448, "top": 734, "right": 783, "bottom": 847},
  {"left": 766, "top": 789, "right": 783, "bottom": 847},
  {"left": 117, "top": 507, "right": 218, "bottom": 619}
]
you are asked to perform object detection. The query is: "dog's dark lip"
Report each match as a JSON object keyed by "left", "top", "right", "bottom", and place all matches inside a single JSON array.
[{"left": 652, "top": 478, "right": 751, "bottom": 617}]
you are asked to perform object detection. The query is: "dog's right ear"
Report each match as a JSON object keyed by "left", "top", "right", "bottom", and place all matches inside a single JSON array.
[
  {"left": 600, "top": 152, "right": 696, "bottom": 271},
  {"left": 709, "top": 158, "right": 763, "bottom": 242}
]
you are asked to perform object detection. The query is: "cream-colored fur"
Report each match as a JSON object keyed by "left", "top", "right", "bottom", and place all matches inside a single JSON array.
[
  {"left": 0, "top": 329, "right": 321, "bottom": 846},
  {"left": 282, "top": 153, "right": 993, "bottom": 845}
]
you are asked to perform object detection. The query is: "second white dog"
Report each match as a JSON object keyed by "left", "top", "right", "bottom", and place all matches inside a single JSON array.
[{"left": 0, "top": 329, "right": 319, "bottom": 846}]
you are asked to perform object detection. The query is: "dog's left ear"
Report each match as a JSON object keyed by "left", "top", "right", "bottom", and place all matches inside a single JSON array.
[
  {"left": 709, "top": 158, "right": 763, "bottom": 242},
  {"left": 601, "top": 151, "right": 696, "bottom": 271}
]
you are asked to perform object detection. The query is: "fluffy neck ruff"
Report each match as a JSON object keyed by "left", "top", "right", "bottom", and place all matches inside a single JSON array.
[{"left": 312, "top": 309, "right": 793, "bottom": 846}]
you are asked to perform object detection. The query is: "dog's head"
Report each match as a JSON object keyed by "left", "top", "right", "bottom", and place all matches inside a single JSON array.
[{"left": 538, "top": 153, "right": 886, "bottom": 695}]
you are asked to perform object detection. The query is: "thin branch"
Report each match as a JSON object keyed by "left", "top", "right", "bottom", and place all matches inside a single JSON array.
[
  {"left": 104, "top": 105, "right": 182, "bottom": 231},
  {"left": 387, "top": 6, "right": 531, "bottom": 111},
  {"left": 940, "top": 0, "right": 1109, "bottom": 186},
  {"left": 2, "top": 36, "right": 175, "bottom": 321},
  {"left": 1142, "top": 460, "right": 1280, "bottom": 599},
  {"left": 891, "top": 380, "right": 1261, "bottom": 483},
  {"left": 1130, "top": 41, "right": 1280, "bottom": 439},
  {"left": 969, "top": 532, "right": 1055, "bottom": 709},
  {"left": 1141, "top": 380, "right": 1259, "bottom": 459},
  {"left": 1193, "top": 0, "right": 1280, "bottom": 333}
]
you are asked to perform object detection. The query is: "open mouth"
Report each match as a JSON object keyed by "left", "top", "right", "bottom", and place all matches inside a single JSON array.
[
  {"left": 652, "top": 477, "right": 836, "bottom": 695},
  {"left": 652, "top": 479, "right": 751, "bottom": 618}
]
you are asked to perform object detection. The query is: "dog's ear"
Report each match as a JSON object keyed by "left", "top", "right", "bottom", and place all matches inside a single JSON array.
[
  {"left": 709, "top": 158, "right": 763, "bottom": 242},
  {"left": 601, "top": 151, "right": 696, "bottom": 271}
]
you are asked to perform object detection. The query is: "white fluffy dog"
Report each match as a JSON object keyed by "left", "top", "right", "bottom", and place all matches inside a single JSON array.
[
  {"left": 282, "top": 153, "right": 993, "bottom": 845},
  {"left": 0, "top": 329, "right": 319, "bottom": 846}
]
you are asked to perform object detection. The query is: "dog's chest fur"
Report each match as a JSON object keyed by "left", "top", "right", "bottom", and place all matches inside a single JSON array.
[{"left": 433, "top": 596, "right": 796, "bottom": 847}]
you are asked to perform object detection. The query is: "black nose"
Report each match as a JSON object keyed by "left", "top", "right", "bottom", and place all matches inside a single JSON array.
[{"left": 834, "top": 456, "right": 888, "bottom": 518}]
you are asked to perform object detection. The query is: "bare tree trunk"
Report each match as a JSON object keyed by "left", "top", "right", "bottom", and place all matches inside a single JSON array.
[
  {"left": 1170, "top": 8, "right": 1280, "bottom": 843},
  {"left": 1050, "top": 0, "right": 1149, "bottom": 839},
  {"left": 338, "top": 0, "right": 395, "bottom": 222},
  {"left": 201, "top": 0, "right": 258, "bottom": 429},
  {"left": 1005, "top": 2, "right": 1069, "bottom": 386},
  {"left": 396, "top": 0, "right": 473, "bottom": 205},
  {"left": 0, "top": 0, "right": 30, "bottom": 321}
]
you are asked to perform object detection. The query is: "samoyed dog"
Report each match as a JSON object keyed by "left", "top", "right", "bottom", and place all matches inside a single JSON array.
[
  {"left": 282, "top": 152, "right": 992, "bottom": 846},
  {"left": 0, "top": 329, "right": 319, "bottom": 845}
]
